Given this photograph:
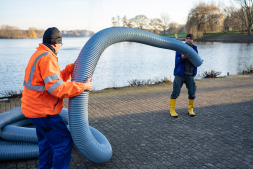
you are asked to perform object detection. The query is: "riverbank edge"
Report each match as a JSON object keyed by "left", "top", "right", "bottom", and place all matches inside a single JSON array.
[{"left": 195, "top": 34, "right": 253, "bottom": 43}]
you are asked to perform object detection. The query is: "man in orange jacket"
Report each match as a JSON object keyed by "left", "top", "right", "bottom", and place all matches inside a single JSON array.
[{"left": 21, "top": 27, "right": 92, "bottom": 169}]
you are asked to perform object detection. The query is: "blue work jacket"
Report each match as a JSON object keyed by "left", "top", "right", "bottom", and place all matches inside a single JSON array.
[{"left": 173, "top": 44, "right": 198, "bottom": 76}]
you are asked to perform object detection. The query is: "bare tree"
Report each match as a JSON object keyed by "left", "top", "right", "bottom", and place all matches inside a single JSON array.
[
  {"left": 160, "top": 13, "right": 170, "bottom": 35},
  {"left": 28, "top": 28, "right": 38, "bottom": 39},
  {"left": 130, "top": 15, "right": 150, "bottom": 30},
  {"left": 233, "top": 0, "right": 253, "bottom": 35},
  {"left": 122, "top": 15, "right": 131, "bottom": 27},
  {"left": 112, "top": 14, "right": 173, "bottom": 33},
  {"left": 111, "top": 17, "right": 119, "bottom": 27},
  {"left": 167, "top": 22, "right": 181, "bottom": 33},
  {"left": 0, "top": 25, "right": 24, "bottom": 39},
  {"left": 116, "top": 15, "right": 121, "bottom": 26},
  {"left": 224, "top": 7, "right": 245, "bottom": 32},
  {"left": 128, "top": 17, "right": 135, "bottom": 28},
  {"left": 177, "top": 24, "right": 185, "bottom": 33},
  {"left": 150, "top": 18, "right": 162, "bottom": 33},
  {"left": 235, "top": 8, "right": 248, "bottom": 33},
  {"left": 185, "top": 3, "right": 223, "bottom": 38},
  {"left": 35, "top": 29, "right": 46, "bottom": 38}
]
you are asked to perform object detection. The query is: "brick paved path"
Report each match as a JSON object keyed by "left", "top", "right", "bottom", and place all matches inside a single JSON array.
[{"left": 1, "top": 75, "right": 253, "bottom": 169}]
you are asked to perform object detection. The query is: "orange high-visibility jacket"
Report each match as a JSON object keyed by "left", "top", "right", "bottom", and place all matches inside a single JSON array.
[{"left": 21, "top": 43, "right": 85, "bottom": 118}]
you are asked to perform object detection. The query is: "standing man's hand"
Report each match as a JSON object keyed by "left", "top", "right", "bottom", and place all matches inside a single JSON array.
[
  {"left": 182, "top": 54, "right": 190, "bottom": 59},
  {"left": 84, "top": 76, "right": 93, "bottom": 91}
]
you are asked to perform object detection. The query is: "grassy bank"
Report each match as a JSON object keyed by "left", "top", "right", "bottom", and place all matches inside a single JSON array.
[
  {"left": 160, "top": 33, "right": 187, "bottom": 40},
  {"left": 195, "top": 32, "right": 253, "bottom": 43},
  {"left": 160, "top": 31, "right": 253, "bottom": 43}
]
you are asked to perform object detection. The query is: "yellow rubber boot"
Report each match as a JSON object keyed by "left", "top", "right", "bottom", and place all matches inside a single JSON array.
[
  {"left": 170, "top": 99, "right": 178, "bottom": 117},
  {"left": 188, "top": 99, "right": 195, "bottom": 116}
]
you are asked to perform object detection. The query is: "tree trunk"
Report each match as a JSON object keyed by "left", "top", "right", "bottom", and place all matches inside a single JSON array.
[
  {"left": 241, "top": 21, "right": 244, "bottom": 34},
  {"left": 247, "top": 25, "right": 252, "bottom": 35}
]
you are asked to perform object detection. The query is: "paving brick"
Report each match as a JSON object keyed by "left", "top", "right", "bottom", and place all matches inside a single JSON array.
[
  {"left": 6, "top": 162, "right": 17, "bottom": 169},
  {"left": 1, "top": 75, "right": 253, "bottom": 168}
]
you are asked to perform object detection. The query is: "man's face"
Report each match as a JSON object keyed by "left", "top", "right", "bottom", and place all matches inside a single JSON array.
[
  {"left": 54, "top": 44, "right": 62, "bottom": 54},
  {"left": 185, "top": 37, "right": 193, "bottom": 45}
]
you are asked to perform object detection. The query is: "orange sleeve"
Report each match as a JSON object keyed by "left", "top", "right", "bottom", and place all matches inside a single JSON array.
[
  {"left": 39, "top": 55, "right": 85, "bottom": 98},
  {"left": 61, "top": 63, "right": 74, "bottom": 82}
]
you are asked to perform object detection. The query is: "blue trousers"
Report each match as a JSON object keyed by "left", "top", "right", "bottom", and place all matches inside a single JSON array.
[
  {"left": 29, "top": 114, "right": 73, "bottom": 169},
  {"left": 171, "top": 75, "right": 196, "bottom": 99}
]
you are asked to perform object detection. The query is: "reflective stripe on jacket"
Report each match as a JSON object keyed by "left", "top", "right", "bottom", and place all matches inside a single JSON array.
[{"left": 21, "top": 43, "right": 85, "bottom": 118}]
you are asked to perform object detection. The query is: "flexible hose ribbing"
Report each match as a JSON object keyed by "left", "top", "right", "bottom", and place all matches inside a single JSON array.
[
  {"left": 0, "top": 27, "right": 202, "bottom": 162},
  {"left": 0, "top": 108, "right": 68, "bottom": 160},
  {"left": 69, "top": 27, "right": 202, "bottom": 163}
]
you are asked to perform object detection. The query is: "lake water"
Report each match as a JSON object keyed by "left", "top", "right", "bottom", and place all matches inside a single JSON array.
[{"left": 0, "top": 37, "right": 253, "bottom": 97}]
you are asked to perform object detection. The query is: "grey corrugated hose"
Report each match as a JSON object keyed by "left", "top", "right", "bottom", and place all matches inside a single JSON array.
[{"left": 0, "top": 27, "right": 202, "bottom": 162}]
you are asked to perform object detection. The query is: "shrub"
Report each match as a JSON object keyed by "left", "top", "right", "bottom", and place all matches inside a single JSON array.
[
  {"left": 242, "top": 65, "right": 253, "bottom": 75},
  {"left": 0, "top": 90, "right": 23, "bottom": 98},
  {"left": 128, "top": 77, "right": 171, "bottom": 87},
  {"left": 202, "top": 70, "right": 221, "bottom": 78}
]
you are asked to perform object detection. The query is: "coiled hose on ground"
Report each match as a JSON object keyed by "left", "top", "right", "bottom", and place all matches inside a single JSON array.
[{"left": 0, "top": 27, "right": 202, "bottom": 162}]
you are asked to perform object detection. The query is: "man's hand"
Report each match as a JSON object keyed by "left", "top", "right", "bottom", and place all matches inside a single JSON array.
[
  {"left": 84, "top": 76, "right": 93, "bottom": 91},
  {"left": 182, "top": 54, "right": 190, "bottom": 59}
]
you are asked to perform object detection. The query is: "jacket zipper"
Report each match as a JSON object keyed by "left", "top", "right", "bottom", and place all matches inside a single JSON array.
[{"left": 53, "top": 98, "right": 59, "bottom": 112}]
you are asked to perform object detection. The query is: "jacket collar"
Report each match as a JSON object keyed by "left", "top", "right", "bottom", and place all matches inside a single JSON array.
[
  {"left": 43, "top": 43, "right": 57, "bottom": 55},
  {"left": 38, "top": 43, "right": 58, "bottom": 58},
  {"left": 185, "top": 42, "right": 197, "bottom": 49}
]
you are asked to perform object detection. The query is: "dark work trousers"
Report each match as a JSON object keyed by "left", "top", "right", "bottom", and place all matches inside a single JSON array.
[
  {"left": 29, "top": 114, "right": 73, "bottom": 169},
  {"left": 170, "top": 75, "right": 196, "bottom": 99}
]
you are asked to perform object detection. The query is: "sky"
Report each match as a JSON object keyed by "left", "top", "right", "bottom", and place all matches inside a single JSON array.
[{"left": 0, "top": 0, "right": 233, "bottom": 33}]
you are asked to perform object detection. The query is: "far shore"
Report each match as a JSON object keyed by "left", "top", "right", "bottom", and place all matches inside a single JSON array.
[
  {"left": 162, "top": 32, "right": 253, "bottom": 43},
  {"left": 2, "top": 30, "right": 253, "bottom": 43},
  {"left": 195, "top": 34, "right": 253, "bottom": 43}
]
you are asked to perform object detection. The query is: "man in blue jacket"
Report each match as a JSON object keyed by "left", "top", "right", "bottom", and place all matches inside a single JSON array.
[{"left": 170, "top": 34, "right": 198, "bottom": 117}]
